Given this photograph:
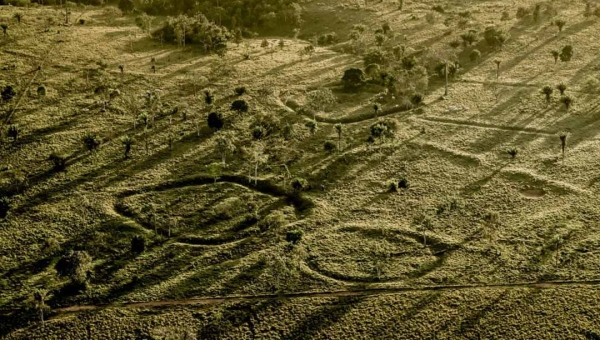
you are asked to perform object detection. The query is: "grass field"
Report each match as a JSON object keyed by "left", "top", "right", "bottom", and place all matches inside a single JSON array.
[{"left": 3, "top": 0, "right": 600, "bottom": 339}]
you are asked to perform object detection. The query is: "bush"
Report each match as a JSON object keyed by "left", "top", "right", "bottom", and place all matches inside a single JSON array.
[
  {"left": 49, "top": 152, "right": 67, "bottom": 171},
  {"left": 363, "top": 49, "right": 386, "bottom": 67},
  {"left": 0, "top": 197, "right": 10, "bottom": 219},
  {"left": 469, "top": 49, "right": 481, "bottom": 62},
  {"left": 401, "top": 56, "right": 417, "bottom": 70},
  {"left": 398, "top": 177, "right": 409, "bottom": 189},
  {"left": 341, "top": 68, "right": 366, "bottom": 90},
  {"left": 230, "top": 99, "right": 249, "bottom": 114},
  {"left": 388, "top": 182, "right": 398, "bottom": 192},
  {"left": 484, "top": 26, "right": 509, "bottom": 49},
  {"left": 7, "top": 124, "right": 19, "bottom": 141},
  {"left": 516, "top": 7, "right": 530, "bottom": 20},
  {"left": 153, "top": 15, "right": 230, "bottom": 49},
  {"left": 370, "top": 119, "right": 397, "bottom": 142},
  {"left": 286, "top": 229, "right": 303, "bottom": 244},
  {"left": 258, "top": 210, "right": 286, "bottom": 232},
  {"left": 324, "top": 141, "right": 336, "bottom": 152},
  {"left": 234, "top": 86, "right": 247, "bottom": 96},
  {"left": 207, "top": 111, "right": 224, "bottom": 130},
  {"left": 118, "top": 0, "right": 134, "bottom": 12},
  {"left": 585, "top": 76, "right": 600, "bottom": 93},
  {"left": 131, "top": 235, "right": 146, "bottom": 254},
  {"left": 291, "top": 177, "right": 309, "bottom": 192},
  {"left": 410, "top": 93, "right": 424, "bottom": 106},
  {"left": 55, "top": 250, "right": 92, "bottom": 285},
  {"left": 82, "top": 132, "right": 101, "bottom": 152},
  {"left": 560, "top": 45, "right": 573, "bottom": 62},
  {"left": 1, "top": 85, "right": 16, "bottom": 102},
  {"left": 37, "top": 85, "right": 46, "bottom": 96},
  {"left": 425, "top": 12, "right": 438, "bottom": 24},
  {"left": 79, "top": 19, "right": 85, "bottom": 25},
  {"left": 501, "top": 12, "right": 511, "bottom": 21},
  {"left": 432, "top": 5, "right": 444, "bottom": 13}
]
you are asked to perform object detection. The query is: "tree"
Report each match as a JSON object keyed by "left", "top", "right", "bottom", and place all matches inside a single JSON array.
[
  {"left": 374, "top": 33, "right": 386, "bottom": 47},
  {"left": 1, "top": 24, "right": 8, "bottom": 36},
  {"left": 559, "top": 131, "right": 568, "bottom": 159},
  {"left": 561, "top": 96, "right": 573, "bottom": 113},
  {"left": 31, "top": 289, "right": 50, "bottom": 325},
  {"left": 286, "top": 229, "right": 303, "bottom": 244},
  {"left": 551, "top": 50, "right": 559, "bottom": 64},
  {"left": 507, "top": 148, "right": 518, "bottom": 160},
  {"left": 334, "top": 123, "right": 343, "bottom": 152},
  {"left": 542, "top": 86, "right": 553, "bottom": 101},
  {"left": 207, "top": 111, "right": 224, "bottom": 131},
  {"left": 55, "top": 250, "right": 92, "bottom": 285},
  {"left": 414, "top": 213, "right": 435, "bottom": 247},
  {"left": 324, "top": 141, "right": 336, "bottom": 152},
  {"left": 305, "top": 119, "right": 318, "bottom": 135},
  {"left": 484, "top": 26, "right": 509, "bottom": 49},
  {"left": 245, "top": 142, "right": 268, "bottom": 186},
  {"left": 7, "top": 124, "right": 19, "bottom": 142},
  {"left": 230, "top": 99, "right": 249, "bottom": 114},
  {"left": 363, "top": 49, "right": 386, "bottom": 67},
  {"left": 560, "top": 45, "right": 573, "bottom": 62},
  {"left": 373, "top": 104, "right": 380, "bottom": 117},
  {"left": 204, "top": 90, "right": 214, "bottom": 106},
  {"left": 118, "top": 0, "right": 135, "bottom": 12},
  {"left": 554, "top": 19, "right": 566, "bottom": 33},
  {"left": 207, "top": 162, "right": 223, "bottom": 183},
  {"left": 494, "top": 59, "right": 501, "bottom": 80},
  {"left": 215, "top": 130, "right": 236, "bottom": 165},
  {"left": 291, "top": 177, "right": 309, "bottom": 192},
  {"left": 13, "top": 13, "right": 22, "bottom": 24},
  {"left": 469, "top": 49, "right": 481, "bottom": 62},
  {"left": 305, "top": 88, "right": 336, "bottom": 114},
  {"left": 0, "top": 197, "right": 10, "bottom": 219},
  {"left": 411, "top": 93, "right": 424, "bottom": 106},
  {"left": 82, "top": 132, "right": 101, "bottom": 152},
  {"left": 49, "top": 152, "right": 67, "bottom": 171},
  {"left": 557, "top": 83, "right": 567, "bottom": 95},
  {"left": 341, "top": 68, "right": 365, "bottom": 91},
  {"left": 121, "top": 135, "right": 134, "bottom": 159}
]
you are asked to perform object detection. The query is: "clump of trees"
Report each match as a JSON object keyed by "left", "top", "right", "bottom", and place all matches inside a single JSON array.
[{"left": 153, "top": 14, "right": 230, "bottom": 53}]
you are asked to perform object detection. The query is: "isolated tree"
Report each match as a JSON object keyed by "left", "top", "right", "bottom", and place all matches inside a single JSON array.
[
  {"left": 55, "top": 250, "right": 92, "bottom": 285},
  {"left": 559, "top": 131, "right": 568, "bottom": 159},
  {"left": 560, "top": 45, "right": 573, "bottom": 62},
  {"left": 334, "top": 123, "right": 343, "bottom": 152},
  {"left": 507, "top": 148, "right": 518, "bottom": 160},
  {"left": 554, "top": 19, "right": 566, "bottom": 33},
  {"left": 230, "top": 99, "right": 249, "bottom": 114},
  {"left": 82, "top": 132, "right": 101, "bottom": 152},
  {"left": 414, "top": 213, "right": 435, "bottom": 247},
  {"left": 561, "top": 96, "right": 573, "bottom": 113},
  {"left": 551, "top": 50, "right": 559, "bottom": 64},
  {"left": 246, "top": 142, "right": 268, "bottom": 186},
  {"left": 207, "top": 111, "right": 224, "bottom": 131},
  {"left": 121, "top": 135, "right": 134, "bottom": 159},
  {"left": 215, "top": 130, "right": 236, "bottom": 165},
  {"left": 542, "top": 86, "right": 553, "bottom": 101},
  {"left": 557, "top": 83, "right": 567, "bottom": 95}
]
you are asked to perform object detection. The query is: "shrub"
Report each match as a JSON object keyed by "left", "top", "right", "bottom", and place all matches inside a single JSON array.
[
  {"left": 585, "top": 76, "right": 600, "bottom": 93},
  {"left": 305, "top": 119, "right": 318, "bottom": 134},
  {"left": 49, "top": 152, "right": 67, "bottom": 171},
  {"left": 554, "top": 19, "right": 566, "bottom": 32},
  {"left": 388, "top": 182, "right": 398, "bottom": 192},
  {"left": 542, "top": 86, "right": 553, "bottom": 101},
  {"left": 55, "top": 250, "right": 92, "bottom": 285},
  {"left": 363, "top": 49, "right": 386, "bottom": 67},
  {"left": 37, "top": 85, "right": 46, "bottom": 96},
  {"left": 559, "top": 45, "right": 573, "bottom": 62},
  {"left": 291, "top": 177, "right": 309, "bottom": 192},
  {"left": 7, "top": 124, "right": 19, "bottom": 141},
  {"left": 0, "top": 197, "right": 10, "bottom": 219},
  {"left": 131, "top": 235, "right": 146, "bottom": 254},
  {"left": 341, "top": 68, "right": 366, "bottom": 90},
  {"left": 469, "top": 49, "right": 481, "bottom": 62},
  {"left": 516, "top": 7, "right": 530, "bottom": 19},
  {"left": 79, "top": 19, "right": 85, "bottom": 25},
  {"left": 501, "top": 12, "right": 510, "bottom": 21},
  {"left": 207, "top": 111, "right": 224, "bottom": 130},
  {"left": 370, "top": 119, "right": 397, "bottom": 143},
  {"left": 1, "top": 85, "right": 16, "bottom": 102},
  {"left": 410, "top": 93, "right": 423, "bottom": 106},
  {"left": 401, "top": 56, "right": 417, "bottom": 70},
  {"left": 118, "top": 0, "right": 134, "bottom": 12},
  {"left": 286, "top": 229, "right": 303, "bottom": 244},
  {"left": 234, "top": 86, "right": 247, "bottom": 96},
  {"left": 230, "top": 99, "right": 249, "bottom": 114},
  {"left": 425, "top": 12, "right": 437, "bottom": 24},
  {"left": 432, "top": 5, "right": 444, "bottom": 13},
  {"left": 82, "top": 132, "right": 101, "bottom": 152},
  {"left": 557, "top": 83, "right": 567, "bottom": 95},
  {"left": 507, "top": 148, "right": 518, "bottom": 159},
  {"left": 324, "top": 141, "right": 336, "bottom": 152},
  {"left": 398, "top": 177, "right": 409, "bottom": 189},
  {"left": 258, "top": 210, "right": 286, "bottom": 232},
  {"left": 484, "top": 26, "right": 509, "bottom": 49}
]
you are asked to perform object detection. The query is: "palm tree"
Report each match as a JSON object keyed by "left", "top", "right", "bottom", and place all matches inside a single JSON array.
[
  {"left": 551, "top": 50, "right": 559, "bottom": 64},
  {"left": 561, "top": 96, "right": 573, "bottom": 113},
  {"left": 559, "top": 131, "right": 568, "bottom": 159},
  {"left": 334, "top": 123, "right": 343, "bottom": 152},
  {"left": 542, "top": 86, "right": 553, "bottom": 102},
  {"left": 557, "top": 83, "right": 567, "bottom": 95},
  {"left": 121, "top": 135, "right": 134, "bottom": 158},
  {"left": 554, "top": 19, "right": 566, "bottom": 33}
]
